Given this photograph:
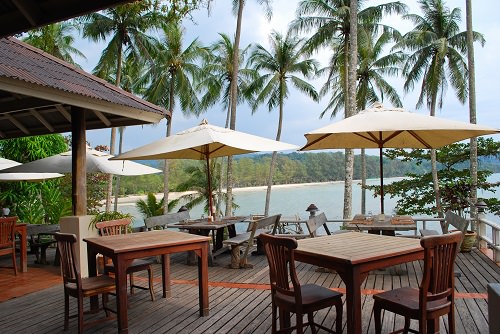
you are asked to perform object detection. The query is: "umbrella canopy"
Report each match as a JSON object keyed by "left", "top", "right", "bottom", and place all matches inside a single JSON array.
[
  {"left": 0, "top": 147, "right": 161, "bottom": 176},
  {"left": 0, "top": 157, "right": 63, "bottom": 181},
  {"left": 113, "top": 120, "right": 299, "bottom": 217},
  {"left": 301, "top": 103, "right": 500, "bottom": 213}
]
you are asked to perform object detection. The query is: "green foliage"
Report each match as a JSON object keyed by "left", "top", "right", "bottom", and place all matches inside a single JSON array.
[
  {"left": 135, "top": 193, "right": 180, "bottom": 218},
  {"left": 371, "top": 138, "right": 500, "bottom": 216},
  {"left": 89, "top": 210, "right": 132, "bottom": 230}
]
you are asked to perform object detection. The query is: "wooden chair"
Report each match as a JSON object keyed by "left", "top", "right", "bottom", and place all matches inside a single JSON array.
[
  {"left": 260, "top": 233, "right": 343, "bottom": 334},
  {"left": 95, "top": 218, "right": 155, "bottom": 301},
  {"left": 55, "top": 232, "right": 115, "bottom": 334},
  {"left": 0, "top": 216, "right": 18, "bottom": 275},
  {"left": 373, "top": 231, "right": 463, "bottom": 334}
]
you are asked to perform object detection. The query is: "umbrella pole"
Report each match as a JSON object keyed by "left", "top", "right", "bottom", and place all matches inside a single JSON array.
[
  {"left": 379, "top": 146, "right": 384, "bottom": 214},
  {"left": 206, "top": 156, "right": 215, "bottom": 218}
]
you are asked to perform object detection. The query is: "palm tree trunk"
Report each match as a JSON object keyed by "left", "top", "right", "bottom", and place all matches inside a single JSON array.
[
  {"left": 226, "top": 0, "right": 244, "bottom": 217},
  {"left": 105, "top": 43, "right": 123, "bottom": 212},
  {"left": 264, "top": 84, "right": 284, "bottom": 216},
  {"left": 466, "top": 0, "right": 478, "bottom": 227},
  {"left": 163, "top": 72, "right": 175, "bottom": 214},
  {"left": 344, "top": 0, "right": 358, "bottom": 219},
  {"left": 430, "top": 95, "right": 443, "bottom": 218},
  {"left": 113, "top": 126, "right": 125, "bottom": 211},
  {"left": 361, "top": 148, "right": 366, "bottom": 214}
]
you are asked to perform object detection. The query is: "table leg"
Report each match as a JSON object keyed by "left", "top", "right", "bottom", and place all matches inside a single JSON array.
[
  {"left": 114, "top": 257, "right": 130, "bottom": 334},
  {"left": 162, "top": 254, "right": 171, "bottom": 298},
  {"left": 198, "top": 241, "right": 209, "bottom": 316},
  {"left": 86, "top": 246, "right": 99, "bottom": 311},
  {"left": 341, "top": 267, "right": 363, "bottom": 334}
]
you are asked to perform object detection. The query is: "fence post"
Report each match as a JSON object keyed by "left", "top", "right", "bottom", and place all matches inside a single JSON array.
[{"left": 476, "top": 202, "right": 487, "bottom": 249}]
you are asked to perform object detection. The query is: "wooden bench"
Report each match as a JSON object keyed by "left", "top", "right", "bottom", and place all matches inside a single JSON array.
[
  {"left": 144, "top": 211, "right": 191, "bottom": 230},
  {"left": 420, "top": 210, "right": 469, "bottom": 238},
  {"left": 26, "top": 223, "right": 60, "bottom": 264},
  {"left": 223, "top": 214, "right": 281, "bottom": 269},
  {"left": 274, "top": 212, "right": 348, "bottom": 239}
]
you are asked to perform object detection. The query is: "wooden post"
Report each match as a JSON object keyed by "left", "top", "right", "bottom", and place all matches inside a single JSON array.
[{"left": 71, "top": 107, "right": 86, "bottom": 215}]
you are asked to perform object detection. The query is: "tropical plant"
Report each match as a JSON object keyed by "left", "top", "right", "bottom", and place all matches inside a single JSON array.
[
  {"left": 175, "top": 160, "right": 238, "bottom": 216},
  {"left": 136, "top": 193, "right": 180, "bottom": 218},
  {"left": 199, "top": 33, "right": 256, "bottom": 125},
  {"left": 79, "top": 1, "right": 162, "bottom": 211},
  {"left": 319, "top": 26, "right": 404, "bottom": 212},
  {"left": 246, "top": 30, "right": 319, "bottom": 216},
  {"left": 393, "top": 0, "right": 485, "bottom": 217},
  {"left": 0, "top": 135, "right": 69, "bottom": 223},
  {"left": 89, "top": 210, "right": 132, "bottom": 230},
  {"left": 290, "top": 0, "right": 407, "bottom": 218},
  {"left": 368, "top": 138, "right": 500, "bottom": 216},
  {"left": 140, "top": 22, "right": 208, "bottom": 213},
  {"left": 22, "top": 22, "right": 85, "bottom": 66}
]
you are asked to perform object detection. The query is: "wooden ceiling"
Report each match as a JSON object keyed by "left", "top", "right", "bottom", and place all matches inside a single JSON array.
[{"left": 0, "top": 0, "right": 136, "bottom": 38}]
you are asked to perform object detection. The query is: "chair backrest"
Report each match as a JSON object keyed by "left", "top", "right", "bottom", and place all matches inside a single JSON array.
[
  {"left": 0, "top": 216, "right": 17, "bottom": 248},
  {"left": 306, "top": 212, "right": 331, "bottom": 237},
  {"left": 419, "top": 231, "right": 463, "bottom": 311},
  {"left": 55, "top": 232, "right": 81, "bottom": 289},
  {"left": 260, "top": 233, "right": 302, "bottom": 303},
  {"left": 95, "top": 218, "right": 132, "bottom": 236},
  {"left": 443, "top": 211, "right": 469, "bottom": 235},
  {"left": 144, "top": 211, "right": 190, "bottom": 230}
]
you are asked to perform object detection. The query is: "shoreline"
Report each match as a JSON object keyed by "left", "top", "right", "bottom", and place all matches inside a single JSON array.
[{"left": 115, "top": 180, "right": 342, "bottom": 205}]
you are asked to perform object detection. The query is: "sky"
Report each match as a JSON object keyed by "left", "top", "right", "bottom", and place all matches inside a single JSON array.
[{"left": 76, "top": 0, "right": 500, "bottom": 154}]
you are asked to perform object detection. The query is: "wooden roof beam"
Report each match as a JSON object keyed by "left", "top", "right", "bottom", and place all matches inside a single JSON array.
[
  {"left": 31, "top": 108, "right": 54, "bottom": 132},
  {"left": 5, "top": 113, "right": 30, "bottom": 135}
]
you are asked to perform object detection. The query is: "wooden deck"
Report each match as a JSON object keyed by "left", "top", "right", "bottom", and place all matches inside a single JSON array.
[{"left": 0, "top": 242, "right": 498, "bottom": 333}]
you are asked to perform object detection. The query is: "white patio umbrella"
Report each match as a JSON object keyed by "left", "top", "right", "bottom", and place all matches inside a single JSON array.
[
  {"left": 301, "top": 103, "right": 500, "bottom": 213},
  {"left": 0, "top": 147, "right": 161, "bottom": 176},
  {"left": 113, "top": 119, "right": 299, "bottom": 217},
  {"left": 0, "top": 157, "right": 63, "bottom": 181}
]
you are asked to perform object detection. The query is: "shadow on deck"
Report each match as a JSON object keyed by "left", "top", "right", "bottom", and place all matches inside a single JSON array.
[{"left": 0, "top": 243, "right": 498, "bottom": 333}]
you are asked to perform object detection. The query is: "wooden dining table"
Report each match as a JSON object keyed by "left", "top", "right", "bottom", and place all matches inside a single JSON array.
[
  {"left": 85, "top": 230, "right": 211, "bottom": 334},
  {"left": 294, "top": 232, "right": 424, "bottom": 334},
  {"left": 15, "top": 223, "right": 27, "bottom": 272}
]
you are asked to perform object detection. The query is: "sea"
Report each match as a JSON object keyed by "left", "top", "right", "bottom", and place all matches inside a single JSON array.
[{"left": 118, "top": 173, "right": 500, "bottom": 234}]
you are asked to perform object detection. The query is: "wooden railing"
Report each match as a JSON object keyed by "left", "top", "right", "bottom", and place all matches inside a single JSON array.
[
  {"left": 477, "top": 213, "right": 500, "bottom": 262},
  {"left": 326, "top": 217, "right": 445, "bottom": 237}
]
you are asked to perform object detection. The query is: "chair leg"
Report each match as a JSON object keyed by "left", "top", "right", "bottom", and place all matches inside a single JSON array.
[
  {"left": 308, "top": 312, "right": 316, "bottom": 334},
  {"left": 11, "top": 249, "right": 17, "bottom": 276},
  {"left": 403, "top": 317, "right": 411, "bottom": 334},
  {"left": 335, "top": 299, "right": 343, "bottom": 334},
  {"left": 271, "top": 303, "right": 277, "bottom": 334},
  {"left": 148, "top": 266, "right": 155, "bottom": 301},
  {"left": 448, "top": 306, "right": 456, "bottom": 334},
  {"left": 78, "top": 295, "right": 84, "bottom": 334},
  {"left": 296, "top": 312, "right": 304, "bottom": 334},
  {"left": 102, "top": 293, "right": 110, "bottom": 317},
  {"left": 374, "top": 302, "right": 382, "bottom": 334},
  {"left": 64, "top": 291, "right": 69, "bottom": 331}
]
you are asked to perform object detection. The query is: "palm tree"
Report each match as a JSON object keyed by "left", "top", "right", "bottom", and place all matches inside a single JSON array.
[
  {"left": 175, "top": 160, "right": 236, "bottom": 216},
  {"left": 199, "top": 33, "right": 255, "bottom": 126},
  {"left": 136, "top": 193, "right": 179, "bottom": 218},
  {"left": 393, "top": 0, "right": 485, "bottom": 217},
  {"left": 226, "top": 0, "right": 273, "bottom": 217},
  {"left": 79, "top": 2, "right": 161, "bottom": 211},
  {"left": 290, "top": 0, "right": 407, "bottom": 218},
  {"left": 140, "top": 22, "right": 208, "bottom": 213},
  {"left": 247, "top": 31, "right": 319, "bottom": 216},
  {"left": 22, "top": 22, "right": 85, "bottom": 66},
  {"left": 320, "top": 27, "right": 404, "bottom": 213}
]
